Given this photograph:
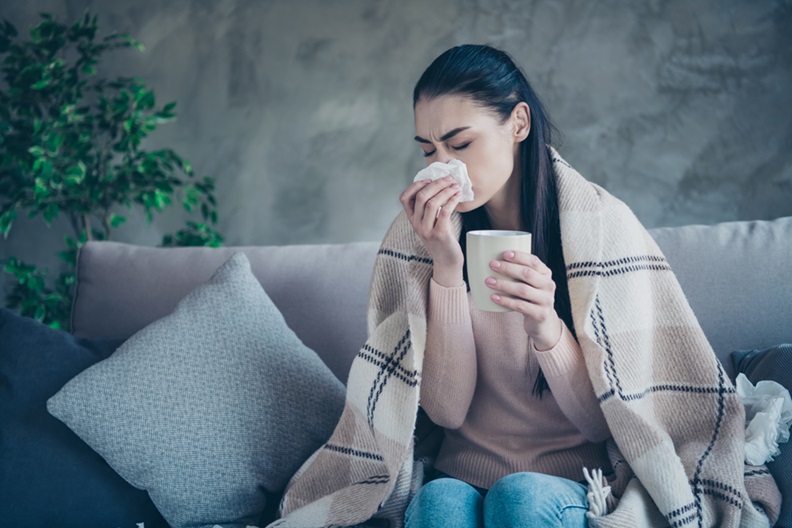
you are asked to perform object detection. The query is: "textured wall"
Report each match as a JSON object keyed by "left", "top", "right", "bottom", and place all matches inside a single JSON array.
[{"left": 2, "top": 0, "right": 791, "bottom": 304}]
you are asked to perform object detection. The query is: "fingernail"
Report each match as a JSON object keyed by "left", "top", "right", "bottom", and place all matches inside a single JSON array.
[
  {"left": 504, "top": 251, "right": 515, "bottom": 259},
  {"left": 452, "top": 183, "right": 460, "bottom": 189},
  {"left": 444, "top": 175, "right": 453, "bottom": 181},
  {"left": 485, "top": 277, "right": 496, "bottom": 286},
  {"left": 492, "top": 294, "right": 501, "bottom": 301},
  {"left": 490, "top": 260, "right": 501, "bottom": 269}
]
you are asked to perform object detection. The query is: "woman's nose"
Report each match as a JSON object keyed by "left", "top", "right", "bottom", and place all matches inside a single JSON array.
[{"left": 436, "top": 149, "right": 454, "bottom": 164}]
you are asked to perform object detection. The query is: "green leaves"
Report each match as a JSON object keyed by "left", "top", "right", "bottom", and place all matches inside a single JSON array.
[
  {"left": 0, "top": 208, "right": 16, "bottom": 238},
  {"left": 0, "top": 11, "right": 225, "bottom": 329},
  {"left": 109, "top": 212, "right": 126, "bottom": 228},
  {"left": 28, "top": 145, "right": 45, "bottom": 157},
  {"left": 162, "top": 221, "right": 224, "bottom": 248},
  {"left": 64, "top": 160, "right": 86, "bottom": 185},
  {"left": 121, "top": 34, "right": 144, "bottom": 52},
  {"left": 2, "top": 256, "right": 75, "bottom": 328}
]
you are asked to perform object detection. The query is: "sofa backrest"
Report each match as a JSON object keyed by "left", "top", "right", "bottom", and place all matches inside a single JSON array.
[
  {"left": 71, "top": 241, "right": 379, "bottom": 382},
  {"left": 71, "top": 216, "right": 792, "bottom": 383},
  {"left": 649, "top": 216, "right": 791, "bottom": 370}
]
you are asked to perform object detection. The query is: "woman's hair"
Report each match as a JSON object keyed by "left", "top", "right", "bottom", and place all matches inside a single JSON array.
[{"left": 413, "top": 44, "right": 573, "bottom": 397}]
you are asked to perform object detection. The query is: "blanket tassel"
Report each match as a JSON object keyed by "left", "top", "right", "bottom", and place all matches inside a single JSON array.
[{"left": 583, "top": 467, "right": 611, "bottom": 518}]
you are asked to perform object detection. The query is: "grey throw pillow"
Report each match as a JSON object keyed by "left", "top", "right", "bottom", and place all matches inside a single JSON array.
[{"left": 47, "top": 252, "right": 345, "bottom": 528}]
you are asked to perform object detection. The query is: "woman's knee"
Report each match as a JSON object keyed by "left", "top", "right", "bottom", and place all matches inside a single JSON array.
[
  {"left": 484, "top": 472, "right": 588, "bottom": 527},
  {"left": 487, "top": 473, "right": 557, "bottom": 502},
  {"left": 406, "top": 478, "right": 484, "bottom": 528},
  {"left": 423, "top": 477, "right": 480, "bottom": 495}
]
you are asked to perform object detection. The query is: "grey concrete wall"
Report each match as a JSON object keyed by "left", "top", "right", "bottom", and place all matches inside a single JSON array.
[{"left": 2, "top": 0, "right": 791, "bottom": 305}]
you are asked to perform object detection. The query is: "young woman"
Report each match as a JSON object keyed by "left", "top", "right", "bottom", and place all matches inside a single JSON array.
[
  {"left": 277, "top": 43, "right": 777, "bottom": 528},
  {"left": 399, "top": 44, "right": 611, "bottom": 528}
]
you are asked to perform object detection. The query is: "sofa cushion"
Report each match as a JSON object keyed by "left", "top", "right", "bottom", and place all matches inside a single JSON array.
[
  {"left": 732, "top": 344, "right": 792, "bottom": 528},
  {"left": 48, "top": 252, "right": 346, "bottom": 528},
  {"left": 70, "top": 240, "right": 379, "bottom": 383},
  {"left": 650, "top": 216, "right": 792, "bottom": 375},
  {"left": 0, "top": 308, "right": 168, "bottom": 526}
]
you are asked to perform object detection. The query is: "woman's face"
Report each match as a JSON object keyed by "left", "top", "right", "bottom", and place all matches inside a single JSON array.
[{"left": 413, "top": 94, "right": 529, "bottom": 213}]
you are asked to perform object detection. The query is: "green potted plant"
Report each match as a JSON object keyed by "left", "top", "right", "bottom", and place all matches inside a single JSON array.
[{"left": 0, "top": 11, "right": 224, "bottom": 330}]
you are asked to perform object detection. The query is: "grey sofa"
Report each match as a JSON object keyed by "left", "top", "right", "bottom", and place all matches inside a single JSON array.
[
  {"left": 72, "top": 216, "right": 792, "bottom": 382},
  {"left": 62, "top": 215, "right": 792, "bottom": 526}
]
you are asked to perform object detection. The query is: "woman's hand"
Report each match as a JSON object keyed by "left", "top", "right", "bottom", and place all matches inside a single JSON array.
[
  {"left": 400, "top": 176, "right": 464, "bottom": 286},
  {"left": 485, "top": 250, "right": 562, "bottom": 351}
]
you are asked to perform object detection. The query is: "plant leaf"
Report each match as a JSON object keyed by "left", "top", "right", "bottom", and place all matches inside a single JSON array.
[
  {"left": 109, "top": 213, "right": 126, "bottom": 228},
  {"left": 0, "top": 209, "right": 17, "bottom": 238},
  {"left": 64, "top": 161, "right": 87, "bottom": 185}
]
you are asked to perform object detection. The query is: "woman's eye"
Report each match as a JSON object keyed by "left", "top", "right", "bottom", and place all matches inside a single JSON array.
[
  {"left": 422, "top": 150, "right": 435, "bottom": 158},
  {"left": 452, "top": 142, "right": 470, "bottom": 151}
]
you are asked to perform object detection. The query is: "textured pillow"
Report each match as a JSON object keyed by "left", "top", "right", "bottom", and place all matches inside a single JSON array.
[
  {"left": 732, "top": 344, "right": 792, "bottom": 528},
  {"left": 47, "top": 252, "right": 346, "bottom": 528},
  {"left": 0, "top": 308, "right": 168, "bottom": 526}
]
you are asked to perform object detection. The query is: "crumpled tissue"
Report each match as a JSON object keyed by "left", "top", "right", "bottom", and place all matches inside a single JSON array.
[
  {"left": 735, "top": 372, "right": 792, "bottom": 466},
  {"left": 413, "top": 159, "right": 474, "bottom": 202}
]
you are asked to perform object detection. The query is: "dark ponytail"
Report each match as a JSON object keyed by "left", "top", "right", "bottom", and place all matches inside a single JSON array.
[{"left": 413, "top": 44, "right": 574, "bottom": 397}]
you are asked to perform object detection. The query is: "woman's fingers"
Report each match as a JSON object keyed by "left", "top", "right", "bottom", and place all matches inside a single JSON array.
[
  {"left": 399, "top": 179, "right": 431, "bottom": 217},
  {"left": 438, "top": 189, "right": 463, "bottom": 220},
  {"left": 489, "top": 293, "right": 547, "bottom": 319},
  {"left": 485, "top": 251, "right": 555, "bottom": 307},
  {"left": 503, "top": 250, "right": 552, "bottom": 276},
  {"left": 413, "top": 177, "right": 455, "bottom": 220},
  {"left": 489, "top": 254, "right": 552, "bottom": 288},
  {"left": 484, "top": 275, "right": 553, "bottom": 307},
  {"left": 420, "top": 184, "right": 461, "bottom": 232}
]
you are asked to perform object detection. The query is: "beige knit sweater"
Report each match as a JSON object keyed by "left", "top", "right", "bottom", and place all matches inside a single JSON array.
[{"left": 271, "top": 149, "right": 781, "bottom": 528}]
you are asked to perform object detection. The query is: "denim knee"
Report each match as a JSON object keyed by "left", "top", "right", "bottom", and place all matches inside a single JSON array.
[
  {"left": 405, "top": 478, "right": 484, "bottom": 528},
  {"left": 484, "top": 472, "right": 588, "bottom": 527}
]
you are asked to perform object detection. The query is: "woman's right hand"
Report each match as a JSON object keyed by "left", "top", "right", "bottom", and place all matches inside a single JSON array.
[{"left": 399, "top": 176, "right": 465, "bottom": 287}]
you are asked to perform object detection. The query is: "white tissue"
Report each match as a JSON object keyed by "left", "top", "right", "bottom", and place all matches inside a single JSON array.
[
  {"left": 735, "top": 372, "right": 792, "bottom": 466},
  {"left": 413, "top": 159, "right": 474, "bottom": 202}
]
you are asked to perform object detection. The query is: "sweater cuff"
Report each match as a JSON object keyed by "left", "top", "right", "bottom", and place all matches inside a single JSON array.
[
  {"left": 428, "top": 278, "right": 470, "bottom": 324},
  {"left": 532, "top": 321, "right": 584, "bottom": 379}
]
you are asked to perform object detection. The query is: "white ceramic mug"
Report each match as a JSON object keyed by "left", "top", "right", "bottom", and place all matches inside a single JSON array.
[{"left": 466, "top": 230, "right": 532, "bottom": 312}]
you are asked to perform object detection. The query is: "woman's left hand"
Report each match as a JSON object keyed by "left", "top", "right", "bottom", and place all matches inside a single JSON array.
[{"left": 485, "top": 250, "right": 562, "bottom": 351}]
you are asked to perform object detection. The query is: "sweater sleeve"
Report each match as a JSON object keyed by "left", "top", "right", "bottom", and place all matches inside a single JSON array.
[
  {"left": 420, "top": 278, "right": 478, "bottom": 430},
  {"left": 532, "top": 321, "right": 611, "bottom": 443}
]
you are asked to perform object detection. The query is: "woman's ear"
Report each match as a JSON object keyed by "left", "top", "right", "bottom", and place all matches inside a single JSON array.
[{"left": 511, "top": 102, "right": 531, "bottom": 142}]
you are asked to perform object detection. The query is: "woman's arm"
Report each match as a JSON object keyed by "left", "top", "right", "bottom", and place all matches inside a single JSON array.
[
  {"left": 532, "top": 320, "right": 611, "bottom": 443},
  {"left": 420, "top": 278, "right": 478, "bottom": 430},
  {"left": 398, "top": 174, "right": 475, "bottom": 428}
]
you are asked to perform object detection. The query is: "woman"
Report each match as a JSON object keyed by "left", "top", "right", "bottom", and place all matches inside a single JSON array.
[
  {"left": 277, "top": 44, "right": 778, "bottom": 528},
  {"left": 400, "top": 44, "right": 608, "bottom": 528}
]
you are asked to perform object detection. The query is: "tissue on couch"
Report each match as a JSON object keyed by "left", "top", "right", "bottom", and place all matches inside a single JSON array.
[
  {"left": 736, "top": 373, "right": 792, "bottom": 466},
  {"left": 413, "top": 159, "right": 474, "bottom": 202}
]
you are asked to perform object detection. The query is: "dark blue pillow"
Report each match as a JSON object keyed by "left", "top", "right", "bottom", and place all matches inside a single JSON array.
[
  {"left": 0, "top": 308, "right": 168, "bottom": 527},
  {"left": 732, "top": 344, "right": 792, "bottom": 528}
]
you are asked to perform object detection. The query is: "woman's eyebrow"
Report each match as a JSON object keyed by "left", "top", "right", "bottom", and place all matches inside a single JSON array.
[{"left": 414, "top": 126, "right": 471, "bottom": 144}]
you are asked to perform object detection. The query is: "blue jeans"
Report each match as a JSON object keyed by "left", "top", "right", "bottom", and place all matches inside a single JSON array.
[{"left": 404, "top": 471, "right": 589, "bottom": 527}]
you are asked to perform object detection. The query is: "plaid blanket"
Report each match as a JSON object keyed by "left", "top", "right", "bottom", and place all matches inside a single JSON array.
[{"left": 269, "top": 150, "right": 781, "bottom": 528}]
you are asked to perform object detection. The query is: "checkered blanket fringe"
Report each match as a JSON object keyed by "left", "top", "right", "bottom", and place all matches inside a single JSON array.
[{"left": 268, "top": 149, "right": 781, "bottom": 528}]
